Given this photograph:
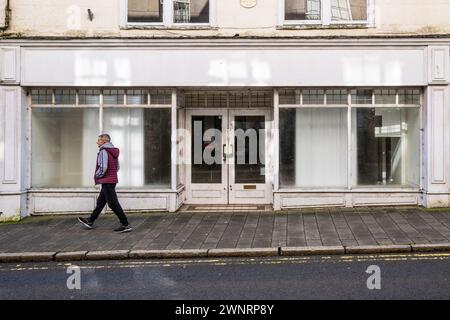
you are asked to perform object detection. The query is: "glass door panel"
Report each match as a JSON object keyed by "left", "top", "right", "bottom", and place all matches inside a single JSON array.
[{"left": 234, "top": 116, "right": 266, "bottom": 184}]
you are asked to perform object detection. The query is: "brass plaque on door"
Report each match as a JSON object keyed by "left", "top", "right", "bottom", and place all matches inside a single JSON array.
[{"left": 243, "top": 185, "right": 257, "bottom": 190}]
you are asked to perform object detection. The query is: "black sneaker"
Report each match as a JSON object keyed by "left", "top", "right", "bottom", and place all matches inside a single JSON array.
[
  {"left": 114, "top": 225, "right": 132, "bottom": 233},
  {"left": 78, "top": 217, "right": 93, "bottom": 229}
]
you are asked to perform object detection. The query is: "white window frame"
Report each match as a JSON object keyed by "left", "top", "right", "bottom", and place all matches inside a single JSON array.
[
  {"left": 121, "top": 0, "right": 216, "bottom": 28},
  {"left": 279, "top": 0, "right": 375, "bottom": 27},
  {"left": 275, "top": 87, "right": 423, "bottom": 192}
]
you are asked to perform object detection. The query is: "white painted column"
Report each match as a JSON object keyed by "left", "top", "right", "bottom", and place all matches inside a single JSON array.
[
  {"left": 169, "top": 89, "right": 178, "bottom": 212},
  {"left": 0, "top": 86, "right": 28, "bottom": 221},
  {"left": 273, "top": 89, "right": 281, "bottom": 210},
  {"left": 0, "top": 46, "right": 27, "bottom": 221},
  {"left": 423, "top": 45, "right": 450, "bottom": 207}
]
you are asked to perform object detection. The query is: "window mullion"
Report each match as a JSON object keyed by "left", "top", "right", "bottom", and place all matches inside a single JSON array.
[
  {"left": 322, "top": 0, "right": 331, "bottom": 25},
  {"left": 164, "top": 0, "right": 173, "bottom": 26}
]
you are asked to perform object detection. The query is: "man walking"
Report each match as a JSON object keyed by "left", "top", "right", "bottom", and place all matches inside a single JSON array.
[{"left": 78, "top": 134, "right": 132, "bottom": 233}]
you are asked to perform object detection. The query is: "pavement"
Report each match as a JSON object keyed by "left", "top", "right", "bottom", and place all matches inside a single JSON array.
[{"left": 1, "top": 206, "right": 450, "bottom": 263}]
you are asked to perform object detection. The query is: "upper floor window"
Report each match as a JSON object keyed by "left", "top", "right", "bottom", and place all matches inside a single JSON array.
[
  {"left": 128, "top": 0, "right": 164, "bottom": 23},
  {"left": 283, "top": 0, "right": 371, "bottom": 26},
  {"left": 331, "top": 0, "right": 367, "bottom": 21},
  {"left": 285, "top": 0, "right": 321, "bottom": 21},
  {"left": 127, "top": 0, "right": 211, "bottom": 25}
]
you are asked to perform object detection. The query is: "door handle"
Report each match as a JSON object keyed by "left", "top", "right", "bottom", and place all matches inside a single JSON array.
[{"left": 223, "top": 144, "right": 226, "bottom": 163}]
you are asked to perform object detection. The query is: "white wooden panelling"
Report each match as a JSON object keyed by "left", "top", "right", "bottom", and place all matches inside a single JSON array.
[
  {"left": 1, "top": 87, "right": 18, "bottom": 184},
  {"left": 22, "top": 48, "right": 426, "bottom": 87},
  {"left": 233, "top": 190, "right": 265, "bottom": 198},
  {"left": 428, "top": 46, "right": 449, "bottom": 83},
  {"left": 33, "top": 196, "right": 96, "bottom": 213},
  {"left": 114, "top": 196, "right": 168, "bottom": 211},
  {"left": 0, "top": 47, "right": 20, "bottom": 83},
  {"left": 429, "top": 87, "right": 448, "bottom": 184},
  {"left": 352, "top": 195, "right": 418, "bottom": 206},
  {"left": 280, "top": 195, "right": 346, "bottom": 208}
]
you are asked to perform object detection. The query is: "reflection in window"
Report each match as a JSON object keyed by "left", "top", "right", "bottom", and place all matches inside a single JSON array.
[
  {"left": 331, "top": 0, "right": 367, "bottom": 21},
  {"left": 302, "top": 89, "right": 325, "bottom": 104},
  {"left": 128, "top": 0, "right": 163, "bottom": 23},
  {"left": 353, "top": 108, "right": 420, "bottom": 187},
  {"left": 280, "top": 108, "right": 348, "bottom": 188},
  {"left": 375, "top": 89, "right": 396, "bottom": 104},
  {"left": 174, "top": 0, "right": 209, "bottom": 23},
  {"left": 126, "top": 89, "right": 148, "bottom": 105},
  {"left": 398, "top": 89, "right": 421, "bottom": 105},
  {"left": 351, "top": 89, "right": 373, "bottom": 104},
  {"left": 103, "top": 89, "right": 125, "bottom": 105},
  {"left": 285, "top": 0, "right": 321, "bottom": 20},
  {"left": 279, "top": 89, "right": 301, "bottom": 105},
  {"left": 326, "top": 89, "right": 348, "bottom": 105},
  {"left": 234, "top": 116, "right": 265, "bottom": 184},
  {"left": 103, "top": 108, "right": 171, "bottom": 188},
  {"left": 55, "top": 89, "right": 76, "bottom": 105},
  {"left": 31, "top": 89, "right": 53, "bottom": 104},
  {"left": 78, "top": 89, "right": 100, "bottom": 105},
  {"left": 31, "top": 108, "right": 99, "bottom": 187},
  {"left": 191, "top": 115, "right": 222, "bottom": 184},
  {"left": 150, "top": 89, "right": 172, "bottom": 105}
]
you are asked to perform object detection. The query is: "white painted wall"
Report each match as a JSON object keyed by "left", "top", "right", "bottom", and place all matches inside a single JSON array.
[{"left": 1, "top": 0, "right": 450, "bottom": 37}]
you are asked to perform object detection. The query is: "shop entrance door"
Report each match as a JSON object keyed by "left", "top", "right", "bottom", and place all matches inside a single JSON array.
[{"left": 185, "top": 109, "right": 271, "bottom": 204}]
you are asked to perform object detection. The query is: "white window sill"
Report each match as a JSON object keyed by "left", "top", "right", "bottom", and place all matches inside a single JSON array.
[
  {"left": 278, "top": 23, "right": 372, "bottom": 30},
  {"left": 122, "top": 24, "right": 218, "bottom": 31},
  {"left": 28, "top": 187, "right": 179, "bottom": 193},
  {"left": 275, "top": 188, "right": 421, "bottom": 193}
]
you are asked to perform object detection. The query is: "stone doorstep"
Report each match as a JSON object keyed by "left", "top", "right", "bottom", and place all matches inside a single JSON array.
[{"left": 1, "top": 243, "right": 450, "bottom": 263}]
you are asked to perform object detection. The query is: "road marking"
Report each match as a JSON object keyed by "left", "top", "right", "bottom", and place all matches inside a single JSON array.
[{"left": 0, "top": 253, "right": 449, "bottom": 272}]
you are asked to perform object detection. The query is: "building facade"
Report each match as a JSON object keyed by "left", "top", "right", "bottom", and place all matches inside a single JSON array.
[{"left": 0, "top": 0, "right": 450, "bottom": 221}]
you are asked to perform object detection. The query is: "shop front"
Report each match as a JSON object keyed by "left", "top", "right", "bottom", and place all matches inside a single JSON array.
[{"left": 0, "top": 40, "right": 448, "bottom": 219}]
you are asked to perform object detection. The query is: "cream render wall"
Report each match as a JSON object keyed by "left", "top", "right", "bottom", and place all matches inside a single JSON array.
[{"left": 0, "top": 0, "right": 450, "bottom": 37}]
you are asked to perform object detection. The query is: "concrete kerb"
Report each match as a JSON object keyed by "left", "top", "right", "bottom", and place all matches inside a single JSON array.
[
  {"left": 344, "top": 245, "right": 412, "bottom": 254},
  {"left": 0, "top": 252, "right": 56, "bottom": 263},
  {"left": 130, "top": 249, "right": 208, "bottom": 259},
  {"left": 85, "top": 250, "right": 130, "bottom": 261},
  {"left": 207, "top": 248, "right": 279, "bottom": 257},
  {"left": 411, "top": 243, "right": 450, "bottom": 252},
  {"left": 55, "top": 251, "right": 88, "bottom": 262},
  {"left": 1, "top": 244, "right": 450, "bottom": 263},
  {"left": 281, "top": 246, "right": 345, "bottom": 256}
]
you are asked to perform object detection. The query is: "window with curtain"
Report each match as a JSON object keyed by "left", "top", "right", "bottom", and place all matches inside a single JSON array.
[
  {"left": 31, "top": 108, "right": 99, "bottom": 187},
  {"left": 102, "top": 108, "right": 172, "bottom": 188},
  {"left": 280, "top": 108, "right": 348, "bottom": 188}
]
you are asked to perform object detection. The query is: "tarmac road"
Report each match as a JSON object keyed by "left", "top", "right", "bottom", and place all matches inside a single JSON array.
[{"left": 0, "top": 252, "right": 449, "bottom": 300}]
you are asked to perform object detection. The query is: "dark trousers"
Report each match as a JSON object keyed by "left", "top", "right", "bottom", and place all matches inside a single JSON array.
[{"left": 90, "top": 183, "right": 129, "bottom": 226}]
